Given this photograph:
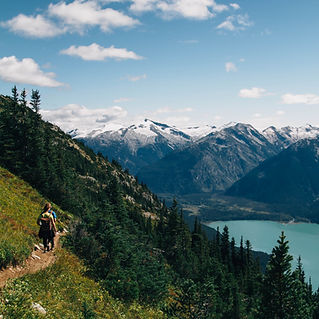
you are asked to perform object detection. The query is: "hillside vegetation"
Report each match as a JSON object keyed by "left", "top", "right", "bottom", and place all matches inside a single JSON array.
[
  {"left": 1, "top": 90, "right": 319, "bottom": 318},
  {"left": 0, "top": 166, "right": 165, "bottom": 318}
]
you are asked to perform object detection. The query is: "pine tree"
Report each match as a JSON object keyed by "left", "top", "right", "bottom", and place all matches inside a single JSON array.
[
  {"left": 230, "top": 237, "right": 237, "bottom": 272},
  {"left": 260, "top": 231, "right": 294, "bottom": 319},
  {"left": 11, "top": 85, "right": 18, "bottom": 103},
  {"left": 30, "top": 89, "right": 41, "bottom": 113},
  {"left": 290, "top": 257, "right": 314, "bottom": 318},
  {"left": 20, "top": 89, "right": 27, "bottom": 107},
  {"left": 221, "top": 225, "right": 230, "bottom": 267}
]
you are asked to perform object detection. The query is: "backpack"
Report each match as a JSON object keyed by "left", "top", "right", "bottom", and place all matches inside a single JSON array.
[{"left": 38, "top": 214, "right": 52, "bottom": 238}]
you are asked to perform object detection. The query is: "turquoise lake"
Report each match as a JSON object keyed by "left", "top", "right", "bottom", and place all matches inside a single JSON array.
[{"left": 208, "top": 220, "right": 319, "bottom": 290}]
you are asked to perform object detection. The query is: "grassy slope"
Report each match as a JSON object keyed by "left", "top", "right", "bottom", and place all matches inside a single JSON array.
[
  {"left": 0, "top": 167, "right": 71, "bottom": 268},
  {"left": 0, "top": 166, "right": 47, "bottom": 267},
  {"left": 0, "top": 167, "right": 166, "bottom": 318}
]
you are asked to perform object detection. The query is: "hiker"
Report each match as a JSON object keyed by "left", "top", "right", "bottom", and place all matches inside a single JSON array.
[
  {"left": 50, "top": 208, "right": 57, "bottom": 222},
  {"left": 37, "top": 203, "right": 57, "bottom": 252},
  {"left": 48, "top": 208, "right": 57, "bottom": 249}
]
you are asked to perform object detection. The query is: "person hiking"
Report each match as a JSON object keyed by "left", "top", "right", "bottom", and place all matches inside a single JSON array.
[
  {"left": 48, "top": 207, "right": 57, "bottom": 249},
  {"left": 37, "top": 203, "right": 57, "bottom": 252}
]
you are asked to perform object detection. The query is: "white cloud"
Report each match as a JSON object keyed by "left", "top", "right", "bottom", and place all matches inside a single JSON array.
[
  {"left": 126, "top": 74, "right": 147, "bottom": 81},
  {"left": 130, "top": 0, "right": 158, "bottom": 13},
  {"left": 217, "top": 14, "right": 252, "bottom": 31},
  {"left": 217, "top": 18, "right": 235, "bottom": 31},
  {"left": 113, "top": 97, "right": 131, "bottom": 103},
  {"left": 0, "top": 56, "right": 64, "bottom": 87},
  {"left": 281, "top": 93, "right": 319, "bottom": 105},
  {"left": 225, "top": 61, "right": 237, "bottom": 72},
  {"left": 48, "top": 0, "right": 139, "bottom": 33},
  {"left": 130, "top": 0, "right": 228, "bottom": 19},
  {"left": 253, "top": 113, "right": 261, "bottom": 118},
  {"left": 60, "top": 43, "right": 143, "bottom": 61},
  {"left": 239, "top": 87, "right": 270, "bottom": 99},
  {"left": 276, "top": 110, "right": 285, "bottom": 116},
  {"left": 230, "top": 3, "right": 240, "bottom": 10},
  {"left": 157, "top": 0, "right": 215, "bottom": 20},
  {"left": 237, "top": 14, "right": 252, "bottom": 27},
  {"left": 211, "top": 0, "right": 228, "bottom": 13},
  {"left": 41, "top": 104, "right": 127, "bottom": 132},
  {"left": 2, "top": 0, "right": 139, "bottom": 38},
  {"left": 1, "top": 14, "right": 65, "bottom": 38}
]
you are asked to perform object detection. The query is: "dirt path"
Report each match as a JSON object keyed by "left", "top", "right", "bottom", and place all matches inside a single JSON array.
[{"left": 0, "top": 233, "right": 62, "bottom": 288}]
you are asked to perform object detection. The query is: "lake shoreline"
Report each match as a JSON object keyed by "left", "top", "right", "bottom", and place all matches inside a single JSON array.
[
  {"left": 203, "top": 216, "right": 313, "bottom": 227},
  {"left": 205, "top": 220, "right": 319, "bottom": 290}
]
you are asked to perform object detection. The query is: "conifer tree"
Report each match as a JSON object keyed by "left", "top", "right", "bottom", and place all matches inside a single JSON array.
[
  {"left": 230, "top": 237, "right": 237, "bottom": 272},
  {"left": 11, "top": 85, "right": 18, "bottom": 103},
  {"left": 221, "top": 225, "right": 230, "bottom": 267},
  {"left": 20, "top": 89, "right": 27, "bottom": 107},
  {"left": 260, "top": 231, "right": 294, "bottom": 319},
  {"left": 30, "top": 89, "right": 41, "bottom": 113},
  {"left": 290, "top": 257, "right": 314, "bottom": 318}
]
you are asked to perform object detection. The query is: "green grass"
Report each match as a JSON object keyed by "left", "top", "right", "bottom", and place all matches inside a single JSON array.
[
  {"left": 0, "top": 167, "right": 70, "bottom": 269},
  {"left": 0, "top": 249, "right": 167, "bottom": 319}
]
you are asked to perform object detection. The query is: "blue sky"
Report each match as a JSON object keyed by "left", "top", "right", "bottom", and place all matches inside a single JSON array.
[{"left": 1, "top": 0, "right": 319, "bottom": 131}]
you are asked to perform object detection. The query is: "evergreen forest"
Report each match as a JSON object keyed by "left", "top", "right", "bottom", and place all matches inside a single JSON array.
[{"left": 1, "top": 88, "right": 319, "bottom": 318}]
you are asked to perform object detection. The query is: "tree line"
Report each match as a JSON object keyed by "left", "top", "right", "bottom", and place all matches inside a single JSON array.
[{"left": 1, "top": 87, "right": 319, "bottom": 318}]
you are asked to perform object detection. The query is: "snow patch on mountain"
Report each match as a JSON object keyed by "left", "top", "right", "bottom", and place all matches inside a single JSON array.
[
  {"left": 262, "top": 124, "right": 319, "bottom": 148},
  {"left": 180, "top": 125, "right": 217, "bottom": 140},
  {"left": 69, "top": 118, "right": 319, "bottom": 153}
]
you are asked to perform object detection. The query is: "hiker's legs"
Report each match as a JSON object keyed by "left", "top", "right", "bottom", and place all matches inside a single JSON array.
[
  {"left": 43, "top": 234, "right": 50, "bottom": 252},
  {"left": 50, "top": 236, "right": 54, "bottom": 250},
  {"left": 49, "top": 230, "right": 55, "bottom": 250}
]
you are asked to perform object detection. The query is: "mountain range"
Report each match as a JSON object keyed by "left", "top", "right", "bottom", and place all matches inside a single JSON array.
[
  {"left": 70, "top": 119, "right": 217, "bottom": 175},
  {"left": 71, "top": 120, "right": 319, "bottom": 196}
]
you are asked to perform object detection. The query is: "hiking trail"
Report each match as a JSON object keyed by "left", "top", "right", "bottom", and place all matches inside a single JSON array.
[{"left": 0, "top": 232, "right": 62, "bottom": 288}]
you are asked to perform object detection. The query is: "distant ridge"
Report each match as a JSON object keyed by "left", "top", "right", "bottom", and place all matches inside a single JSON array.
[
  {"left": 226, "top": 137, "right": 319, "bottom": 221},
  {"left": 137, "top": 123, "right": 279, "bottom": 194}
]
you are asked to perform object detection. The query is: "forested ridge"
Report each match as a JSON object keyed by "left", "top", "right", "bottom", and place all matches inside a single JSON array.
[{"left": 1, "top": 88, "right": 319, "bottom": 318}]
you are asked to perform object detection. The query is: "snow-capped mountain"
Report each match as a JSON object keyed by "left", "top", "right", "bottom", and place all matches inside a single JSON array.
[
  {"left": 262, "top": 124, "right": 319, "bottom": 149},
  {"left": 137, "top": 123, "right": 279, "bottom": 194},
  {"left": 73, "top": 119, "right": 198, "bottom": 174},
  {"left": 71, "top": 119, "right": 319, "bottom": 188}
]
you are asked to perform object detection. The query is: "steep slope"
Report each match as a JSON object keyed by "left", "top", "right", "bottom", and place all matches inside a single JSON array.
[
  {"left": 0, "top": 95, "right": 172, "bottom": 302},
  {"left": 0, "top": 166, "right": 165, "bottom": 319},
  {"left": 138, "top": 123, "right": 279, "bottom": 194},
  {"left": 0, "top": 95, "right": 162, "bottom": 217},
  {"left": 0, "top": 166, "right": 68, "bottom": 270},
  {"left": 226, "top": 137, "right": 319, "bottom": 220}
]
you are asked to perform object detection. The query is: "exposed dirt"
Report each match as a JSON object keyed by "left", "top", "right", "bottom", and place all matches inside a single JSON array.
[{"left": 0, "top": 233, "right": 62, "bottom": 288}]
